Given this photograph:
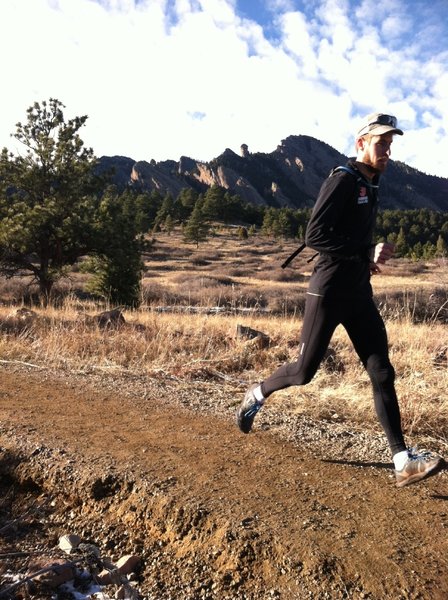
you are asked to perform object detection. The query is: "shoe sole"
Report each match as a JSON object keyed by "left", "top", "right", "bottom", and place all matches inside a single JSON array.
[
  {"left": 236, "top": 385, "right": 260, "bottom": 434},
  {"left": 396, "top": 457, "right": 444, "bottom": 488},
  {"left": 236, "top": 409, "right": 253, "bottom": 434},
  {"left": 237, "top": 422, "right": 251, "bottom": 434}
]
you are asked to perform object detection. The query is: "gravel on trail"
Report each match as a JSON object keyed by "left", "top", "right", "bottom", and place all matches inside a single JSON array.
[{"left": 1, "top": 365, "right": 447, "bottom": 600}]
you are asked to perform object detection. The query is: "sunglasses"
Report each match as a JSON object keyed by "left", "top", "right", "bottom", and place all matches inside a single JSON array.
[
  {"left": 358, "top": 114, "right": 397, "bottom": 136},
  {"left": 368, "top": 114, "right": 397, "bottom": 128}
]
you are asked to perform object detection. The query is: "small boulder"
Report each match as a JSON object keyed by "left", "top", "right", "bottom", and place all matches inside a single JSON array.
[
  {"left": 27, "top": 557, "right": 76, "bottom": 588},
  {"left": 93, "top": 308, "right": 126, "bottom": 329},
  {"left": 58, "top": 533, "right": 82, "bottom": 554},
  {"left": 116, "top": 554, "right": 141, "bottom": 575},
  {"left": 237, "top": 324, "right": 270, "bottom": 349}
]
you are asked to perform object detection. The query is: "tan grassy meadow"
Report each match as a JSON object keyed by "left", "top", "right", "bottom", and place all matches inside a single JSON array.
[{"left": 1, "top": 229, "right": 447, "bottom": 446}]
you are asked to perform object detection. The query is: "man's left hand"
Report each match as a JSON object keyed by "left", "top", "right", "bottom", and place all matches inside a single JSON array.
[
  {"left": 370, "top": 242, "right": 395, "bottom": 274},
  {"left": 373, "top": 242, "right": 395, "bottom": 264}
]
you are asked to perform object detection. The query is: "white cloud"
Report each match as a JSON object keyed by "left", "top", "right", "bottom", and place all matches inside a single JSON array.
[
  {"left": 0, "top": 0, "right": 446, "bottom": 178},
  {"left": 381, "top": 15, "right": 411, "bottom": 39},
  {"left": 278, "top": 10, "right": 319, "bottom": 78}
]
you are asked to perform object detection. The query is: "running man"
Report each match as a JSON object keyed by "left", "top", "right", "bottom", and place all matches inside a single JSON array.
[{"left": 236, "top": 113, "right": 443, "bottom": 488}]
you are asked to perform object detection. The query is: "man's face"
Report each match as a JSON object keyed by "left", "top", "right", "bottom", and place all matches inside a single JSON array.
[{"left": 359, "top": 133, "right": 394, "bottom": 173}]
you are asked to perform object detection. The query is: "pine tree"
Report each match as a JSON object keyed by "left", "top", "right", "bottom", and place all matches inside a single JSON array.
[
  {"left": 154, "top": 193, "right": 174, "bottom": 229},
  {"left": 183, "top": 200, "right": 209, "bottom": 247},
  {"left": 164, "top": 214, "right": 174, "bottom": 235},
  {"left": 202, "top": 185, "right": 226, "bottom": 221},
  {"left": 0, "top": 99, "right": 103, "bottom": 303},
  {"left": 176, "top": 188, "right": 198, "bottom": 222},
  {"left": 436, "top": 234, "right": 448, "bottom": 257},
  {"left": 85, "top": 186, "right": 143, "bottom": 307},
  {"left": 395, "top": 227, "right": 408, "bottom": 257},
  {"left": 261, "top": 208, "right": 276, "bottom": 236}
]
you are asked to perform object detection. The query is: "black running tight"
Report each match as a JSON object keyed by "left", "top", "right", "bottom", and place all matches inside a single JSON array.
[{"left": 260, "top": 292, "right": 406, "bottom": 456}]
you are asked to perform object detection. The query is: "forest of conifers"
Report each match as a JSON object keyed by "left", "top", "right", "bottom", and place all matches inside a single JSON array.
[{"left": 132, "top": 184, "right": 448, "bottom": 260}]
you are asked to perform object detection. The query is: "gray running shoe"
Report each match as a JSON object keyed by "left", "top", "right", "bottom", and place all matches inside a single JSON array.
[
  {"left": 395, "top": 448, "right": 443, "bottom": 488},
  {"left": 236, "top": 384, "right": 264, "bottom": 434}
]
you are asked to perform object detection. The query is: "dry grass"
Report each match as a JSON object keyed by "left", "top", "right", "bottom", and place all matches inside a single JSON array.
[{"left": 0, "top": 229, "right": 447, "bottom": 445}]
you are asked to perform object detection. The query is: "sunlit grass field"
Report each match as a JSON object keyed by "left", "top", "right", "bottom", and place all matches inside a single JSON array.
[{"left": 1, "top": 229, "right": 447, "bottom": 446}]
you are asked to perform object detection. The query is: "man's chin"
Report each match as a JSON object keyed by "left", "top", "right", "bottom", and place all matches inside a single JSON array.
[
  {"left": 375, "top": 160, "right": 389, "bottom": 172},
  {"left": 359, "top": 161, "right": 384, "bottom": 176}
]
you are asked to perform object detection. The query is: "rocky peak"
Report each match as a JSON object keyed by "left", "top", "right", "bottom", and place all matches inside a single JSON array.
[{"left": 96, "top": 136, "right": 448, "bottom": 211}]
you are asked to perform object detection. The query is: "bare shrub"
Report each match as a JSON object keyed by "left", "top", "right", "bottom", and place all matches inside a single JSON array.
[
  {"left": 376, "top": 287, "right": 448, "bottom": 323},
  {"left": 172, "top": 274, "right": 235, "bottom": 288},
  {"left": 226, "top": 262, "right": 262, "bottom": 277},
  {"left": 0, "top": 308, "right": 38, "bottom": 335},
  {"left": 141, "top": 283, "right": 187, "bottom": 305},
  {"left": 256, "top": 268, "right": 307, "bottom": 283},
  {"left": 189, "top": 256, "right": 210, "bottom": 266},
  {"left": 189, "top": 250, "right": 224, "bottom": 262},
  {"left": 266, "top": 291, "right": 307, "bottom": 316},
  {"left": 228, "top": 267, "right": 248, "bottom": 277},
  {"left": 390, "top": 259, "right": 432, "bottom": 277},
  {"left": 0, "top": 277, "right": 33, "bottom": 303}
]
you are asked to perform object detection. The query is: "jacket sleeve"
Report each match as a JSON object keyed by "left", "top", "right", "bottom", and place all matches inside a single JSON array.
[{"left": 305, "top": 172, "right": 370, "bottom": 259}]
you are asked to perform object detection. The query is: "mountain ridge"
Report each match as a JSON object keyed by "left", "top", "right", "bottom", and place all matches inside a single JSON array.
[{"left": 97, "top": 134, "right": 448, "bottom": 211}]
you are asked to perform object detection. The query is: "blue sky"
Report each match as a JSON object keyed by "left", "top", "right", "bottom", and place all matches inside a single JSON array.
[{"left": 1, "top": 0, "right": 447, "bottom": 177}]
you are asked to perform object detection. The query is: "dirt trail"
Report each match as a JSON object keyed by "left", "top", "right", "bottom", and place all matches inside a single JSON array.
[{"left": 0, "top": 366, "right": 447, "bottom": 599}]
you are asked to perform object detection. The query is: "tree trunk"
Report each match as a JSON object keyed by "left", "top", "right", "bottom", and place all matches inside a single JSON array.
[{"left": 38, "top": 276, "right": 53, "bottom": 307}]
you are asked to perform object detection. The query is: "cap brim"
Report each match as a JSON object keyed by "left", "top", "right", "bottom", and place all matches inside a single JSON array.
[{"left": 363, "top": 124, "right": 403, "bottom": 136}]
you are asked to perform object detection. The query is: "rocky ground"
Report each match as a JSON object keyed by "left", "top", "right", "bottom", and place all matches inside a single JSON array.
[{"left": 0, "top": 364, "right": 447, "bottom": 600}]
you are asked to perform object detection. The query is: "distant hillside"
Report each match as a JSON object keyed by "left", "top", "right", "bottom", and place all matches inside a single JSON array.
[{"left": 97, "top": 135, "right": 448, "bottom": 211}]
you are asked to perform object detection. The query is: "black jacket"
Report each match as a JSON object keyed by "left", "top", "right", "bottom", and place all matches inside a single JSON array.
[{"left": 305, "top": 161, "right": 380, "bottom": 298}]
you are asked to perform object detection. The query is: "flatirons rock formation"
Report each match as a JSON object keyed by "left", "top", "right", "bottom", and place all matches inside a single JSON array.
[{"left": 97, "top": 135, "right": 448, "bottom": 211}]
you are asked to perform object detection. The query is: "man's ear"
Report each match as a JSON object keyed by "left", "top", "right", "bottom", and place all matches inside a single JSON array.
[
  {"left": 356, "top": 136, "right": 366, "bottom": 151},
  {"left": 355, "top": 135, "right": 370, "bottom": 155}
]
